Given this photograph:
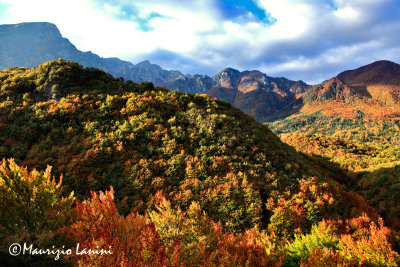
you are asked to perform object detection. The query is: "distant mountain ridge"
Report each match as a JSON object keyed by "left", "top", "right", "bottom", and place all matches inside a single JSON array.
[
  {"left": 302, "top": 60, "right": 400, "bottom": 105},
  {"left": 0, "top": 22, "right": 311, "bottom": 121},
  {"left": 337, "top": 60, "right": 400, "bottom": 87},
  {"left": 208, "top": 68, "right": 309, "bottom": 121},
  {"left": 269, "top": 60, "right": 400, "bottom": 144},
  {"left": 0, "top": 22, "right": 216, "bottom": 94},
  {"left": 2, "top": 22, "right": 400, "bottom": 123},
  {"left": 0, "top": 22, "right": 185, "bottom": 88}
]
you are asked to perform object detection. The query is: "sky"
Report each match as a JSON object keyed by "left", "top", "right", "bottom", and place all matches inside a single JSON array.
[{"left": 0, "top": 0, "right": 400, "bottom": 84}]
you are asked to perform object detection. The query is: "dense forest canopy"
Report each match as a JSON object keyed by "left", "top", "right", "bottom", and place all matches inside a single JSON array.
[{"left": 0, "top": 60, "right": 399, "bottom": 266}]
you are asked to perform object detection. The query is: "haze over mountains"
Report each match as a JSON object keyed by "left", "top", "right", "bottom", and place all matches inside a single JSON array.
[{"left": 1, "top": 22, "right": 400, "bottom": 122}]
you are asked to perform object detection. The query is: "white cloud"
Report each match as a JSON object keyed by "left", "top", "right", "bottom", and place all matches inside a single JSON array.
[
  {"left": 334, "top": 6, "right": 359, "bottom": 20},
  {"left": 256, "top": 0, "right": 317, "bottom": 39},
  {"left": 0, "top": 0, "right": 399, "bottom": 83}
]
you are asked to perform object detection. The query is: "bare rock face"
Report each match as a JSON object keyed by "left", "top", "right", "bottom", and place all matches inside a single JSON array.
[
  {"left": 130, "top": 60, "right": 182, "bottom": 87},
  {"left": 303, "top": 77, "right": 359, "bottom": 102},
  {"left": 208, "top": 68, "right": 309, "bottom": 121},
  {"left": 0, "top": 22, "right": 79, "bottom": 68},
  {"left": 166, "top": 74, "right": 216, "bottom": 94},
  {"left": 212, "top": 68, "right": 242, "bottom": 88}
]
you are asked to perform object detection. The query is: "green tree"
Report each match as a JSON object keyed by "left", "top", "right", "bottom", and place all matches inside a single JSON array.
[{"left": 0, "top": 159, "right": 74, "bottom": 264}]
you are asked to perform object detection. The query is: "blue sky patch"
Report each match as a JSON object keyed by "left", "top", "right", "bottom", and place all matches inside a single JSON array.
[
  {"left": 218, "top": 0, "right": 273, "bottom": 23},
  {"left": 0, "top": 2, "right": 9, "bottom": 17},
  {"left": 107, "top": 4, "right": 164, "bottom": 32},
  {"left": 136, "top": 12, "right": 164, "bottom": 32}
]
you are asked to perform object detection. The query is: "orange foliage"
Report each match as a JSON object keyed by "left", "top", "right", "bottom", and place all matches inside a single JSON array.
[
  {"left": 62, "top": 187, "right": 170, "bottom": 266},
  {"left": 301, "top": 248, "right": 349, "bottom": 267},
  {"left": 339, "top": 217, "right": 400, "bottom": 266}
]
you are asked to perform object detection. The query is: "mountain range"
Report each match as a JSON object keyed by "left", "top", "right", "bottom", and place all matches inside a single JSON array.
[
  {"left": 0, "top": 22, "right": 310, "bottom": 121},
  {"left": 1, "top": 22, "right": 400, "bottom": 123}
]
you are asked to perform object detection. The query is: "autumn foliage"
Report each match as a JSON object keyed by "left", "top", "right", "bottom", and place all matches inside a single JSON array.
[
  {"left": 62, "top": 187, "right": 168, "bottom": 266},
  {"left": 0, "top": 158, "right": 74, "bottom": 265},
  {"left": 0, "top": 60, "right": 399, "bottom": 266}
]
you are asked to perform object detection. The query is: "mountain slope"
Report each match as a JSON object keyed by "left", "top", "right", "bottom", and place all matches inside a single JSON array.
[
  {"left": 269, "top": 60, "right": 400, "bottom": 144},
  {"left": 337, "top": 60, "right": 400, "bottom": 87},
  {"left": 0, "top": 22, "right": 216, "bottom": 95},
  {"left": 0, "top": 22, "right": 186, "bottom": 88},
  {"left": 280, "top": 132, "right": 400, "bottom": 229},
  {"left": 0, "top": 60, "right": 374, "bottom": 231},
  {"left": 336, "top": 60, "right": 400, "bottom": 104},
  {"left": 2, "top": 60, "right": 399, "bottom": 265},
  {"left": 303, "top": 77, "right": 359, "bottom": 102},
  {"left": 0, "top": 22, "right": 132, "bottom": 74},
  {"left": 0, "top": 22, "right": 311, "bottom": 121},
  {"left": 310, "top": 60, "right": 400, "bottom": 105},
  {"left": 208, "top": 68, "right": 309, "bottom": 121}
]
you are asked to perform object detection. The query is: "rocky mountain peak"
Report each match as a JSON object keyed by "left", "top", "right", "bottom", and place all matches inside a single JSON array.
[
  {"left": 0, "top": 22, "right": 60, "bottom": 35},
  {"left": 135, "top": 60, "right": 152, "bottom": 67},
  {"left": 212, "top": 67, "right": 242, "bottom": 88}
]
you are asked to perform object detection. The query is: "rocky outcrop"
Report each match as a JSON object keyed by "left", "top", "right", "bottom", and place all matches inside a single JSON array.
[
  {"left": 208, "top": 68, "right": 310, "bottom": 121},
  {"left": 167, "top": 74, "right": 216, "bottom": 94}
]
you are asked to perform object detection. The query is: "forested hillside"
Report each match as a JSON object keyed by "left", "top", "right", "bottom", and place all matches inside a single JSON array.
[
  {"left": 0, "top": 60, "right": 398, "bottom": 266},
  {"left": 280, "top": 132, "right": 400, "bottom": 231},
  {"left": 267, "top": 61, "right": 400, "bottom": 242},
  {"left": 269, "top": 61, "right": 400, "bottom": 145}
]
